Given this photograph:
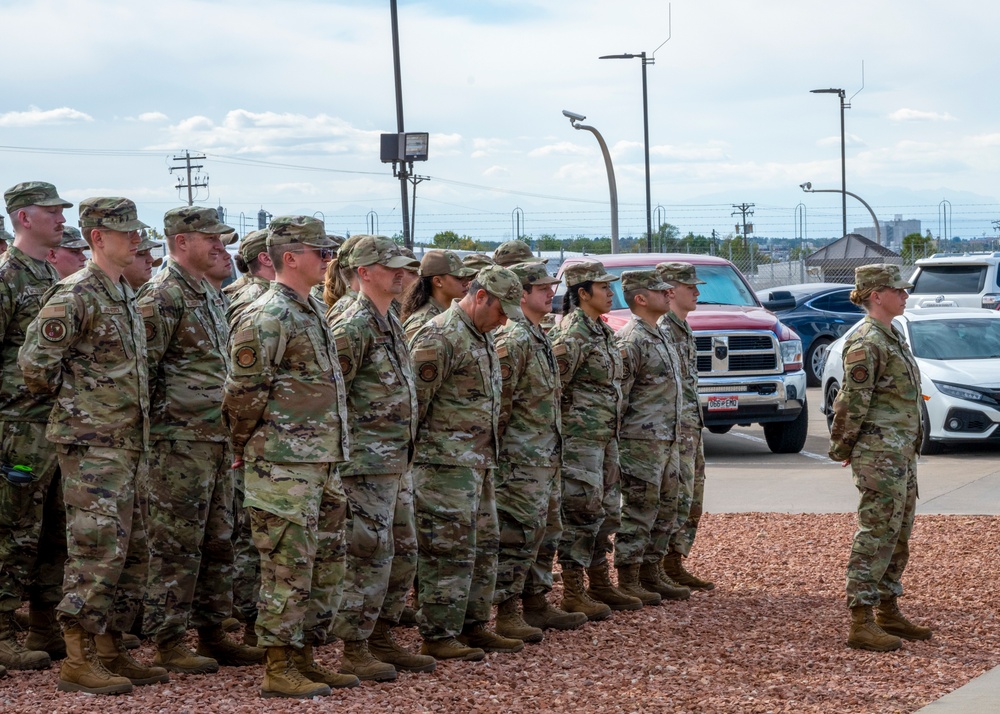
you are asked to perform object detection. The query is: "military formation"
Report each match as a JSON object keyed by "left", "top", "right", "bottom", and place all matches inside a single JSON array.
[{"left": 0, "top": 180, "right": 723, "bottom": 699}]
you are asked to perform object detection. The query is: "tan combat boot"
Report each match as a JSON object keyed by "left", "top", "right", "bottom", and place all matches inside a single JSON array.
[
  {"left": 155, "top": 637, "right": 219, "bottom": 674},
  {"left": 662, "top": 552, "right": 715, "bottom": 591},
  {"left": 560, "top": 568, "right": 612, "bottom": 621},
  {"left": 94, "top": 631, "right": 169, "bottom": 686},
  {"left": 23, "top": 606, "right": 66, "bottom": 660},
  {"left": 261, "top": 646, "right": 331, "bottom": 699},
  {"left": 288, "top": 644, "right": 359, "bottom": 688},
  {"left": 640, "top": 562, "right": 692, "bottom": 601},
  {"left": 847, "top": 606, "right": 902, "bottom": 652},
  {"left": 420, "top": 636, "right": 485, "bottom": 661},
  {"left": 521, "top": 593, "right": 588, "bottom": 630},
  {"left": 495, "top": 597, "right": 544, "bottom": 643},
  {"left": 616, "top": 564, "right": 662, "bottom": 606},
  {"left": 341, "top": 639, "right": 397, "bottom": 681},
  {"left": 196, "top": 624, "right": 265, "bottom": 666},
  {"left": 586, "top": 562, "right": 642, "bottom": 611},
  {"left": 458, "top": 621, "right": 524, "bottom": 653},
  {"left": 367, "top": 618, "right": 436, "bottom": 673},
  {"left": 57, "top": 624, "right": 133, "bottom": 695},
  {"left": 0, "top": 610, "right": 50, "bottom": 670},
  {"left": 122, "top": 633, "right": 141, "bottom": 650},
  {"left": 876, "top": 598, "right": 932, "bottom": 641}
]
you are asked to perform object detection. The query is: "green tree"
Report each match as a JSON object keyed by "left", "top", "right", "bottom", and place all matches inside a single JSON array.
[
  {"left": 901, "top": 231, "right": 935, "bottom": 262},
  {"left": 432, "top": 230, "right": 462, "bottom": 249}
]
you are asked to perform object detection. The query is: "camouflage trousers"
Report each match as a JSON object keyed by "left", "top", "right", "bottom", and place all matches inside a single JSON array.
[
  {"left": 667, "top": 424, "right": 705, "bottom": 557},
  {"left": 523, "top": 472, "right": 563, "bottom": 597},
  {"left": 558, "top": 436, "right": 621, "bottom": 571},
  {"left": 247, "top": 460, "right": 347, "bottom": 649},
  {"left": 379, "top": 468, "right": 417, "bottom": 625},
  {"left": 0, "top": 420, "right": 66, "bottom": 612},
  {"left": 616, "top": 438, "right": 673, "bottom": 566},
  {"left": 56, "top": 445, "right": 148, "bottom": 635},
  {"left": 231, "top": 465, "right": 260, "bottom": 621},
  {"left": 493, "top": 463, "right": 560, "bottom": 603},
  {"left": 846, "top": 451, "right": 918, "bottom": 609},
  {"left": 332, "top": 471, "right": 404, "bottom": 642},
  {"left": 647, "top": 441, "right": 682, "bottom": 564},
  {"left": 144, "top": 440, "right": 235, "bottom": 645},
  {"left": 413, "top": 464, "right": 498, "bottom": 639}
]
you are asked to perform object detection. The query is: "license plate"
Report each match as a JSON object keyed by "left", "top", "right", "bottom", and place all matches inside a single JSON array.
[{"left": 707, "top": 395, "right": 738, "bottom": 411}]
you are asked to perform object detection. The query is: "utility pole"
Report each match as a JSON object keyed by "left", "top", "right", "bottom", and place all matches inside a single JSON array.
[
  {"left": 389, "top": 0, "right": 411, "bottom": 248},
  {"left": 169, "top": 151, "right": 208, "bottom": 206},
  {"left": 731, "top": 203, "right": 754, "bottom": 251}
]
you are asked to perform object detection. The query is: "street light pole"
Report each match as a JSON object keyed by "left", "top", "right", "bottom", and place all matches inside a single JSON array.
[
  {"left": 562, "top": 110, "right": 619, "bottom": 254},
  {"left": 811, "top": 88, "right": 848, "bottom": 238},
  {"left": 800, "top": 182, "right": 880, "bottom": 246}
]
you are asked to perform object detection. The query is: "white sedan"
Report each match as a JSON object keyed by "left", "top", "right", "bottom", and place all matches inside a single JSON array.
[{"left": 819, "top": 307, "right": 1000, "bottom": 454}]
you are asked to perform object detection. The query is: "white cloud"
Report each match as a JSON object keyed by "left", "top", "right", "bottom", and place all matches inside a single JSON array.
[
  {"left": 483, "top": 165, "right": 510, "bottom": 178},
  {"left": 889, "top": 108, "right": 957, "bottom": 122},
  {"left": 0, "top": 106, "right": 93, "bottom": 127},
  {"left": 528, "top": 141, "right": 591, "bottom": 158},
  {"left": 138, "top": 112, "right": 169, "bottom": 122}
]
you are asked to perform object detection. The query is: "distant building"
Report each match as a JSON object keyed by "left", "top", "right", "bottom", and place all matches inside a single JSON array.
[{"left": 853, "top": 215, "right": 920, "bottom": 251}]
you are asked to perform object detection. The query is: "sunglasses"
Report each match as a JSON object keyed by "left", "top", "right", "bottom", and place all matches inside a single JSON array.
[{"left": 294, "top": 246, "right": 334, "bottom": 260}]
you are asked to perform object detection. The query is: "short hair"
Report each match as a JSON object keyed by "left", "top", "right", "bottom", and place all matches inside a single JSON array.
[{"left": 623, "top": 288, "right": 647, "bottom": 310}]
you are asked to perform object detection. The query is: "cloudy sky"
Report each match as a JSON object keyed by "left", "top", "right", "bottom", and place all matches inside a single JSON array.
[{"left": 2, "top": 0, "right": 998, "bottom": 245}]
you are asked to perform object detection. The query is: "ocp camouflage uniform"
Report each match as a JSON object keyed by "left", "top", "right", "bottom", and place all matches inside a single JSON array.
[
  {"left": 616, "top": 315, "right": 682, "bottom": 566},
  {"left": 138, "top": 261, "right": 235, "bottom": 645},
  {"left": 224, "top": 274, "right": 270, "bottom": 328},
  {"left": 402, "top": 297, "right": 446, "bottom": 344},
  {"left": 493, "top": 315, "right": 562, "bottom": 602},
  {"left": 410, "top": 304, "right": 501, "bottom": 639},
  {"left": 0, "top": 246, "right": 66, "bottom": 626},
  {"left": 324, "top": 288, "right": 358, "bottom": 322},
  {"left": 548, "top": 307, "right": 624, "bottom": 570},
  {"left": 329, "top": 292, "right": 418, "bottom": 641},
  {"left": 222, "top": 282, "right": 350, "bottom": 648},
  {"left": 830, "top": 316, "right": 922, "bottom": 608},
  {"left": 659, "top": 310, "right": 706, "bottom": 557},
  {"left": 18, "top": 260, "right": 150, "bottom": 635}
]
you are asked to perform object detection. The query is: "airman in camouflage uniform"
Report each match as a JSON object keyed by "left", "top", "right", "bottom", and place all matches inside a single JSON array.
[
  {"left": 138, "top": 207, "right": 261, "bottom": 673},
  {"left": 122, "top": 233, "right": 163, "bottom": 291},
  {"left": 225, "top": 229, "right": 272, "bottom": 328},
  {"left": 317, "top": 233, "right": 357, "bottom": 317},
  {"left": 0, "top": 182, "right": 72, "bottom": 672},
  {"left": 492, "top": 263, "right": 587, "bottom": 641},
  {"left": 493, "top": 239, "right": 545, "bottom": 268},
  {"left": 401, "top": 249, "right": 476, "bottom": 342},
  {"left": 46, "top": 225, "right": 89, "bottom": 279},
  {"left": 656, "top": 262, "right": 715, "bottom": 591},
  {"left": 19, "top": 197, "right": 168, "bottom": 695},
  {"left": 830, "top": 264, "right": 930, "bottom": 652},
  {"left": 222, "top": 215, "right": 355, "bottom": 698},
  {"left": 327, "top": 236, "right": 434, "bottom": 680},
  {"left": 409, "top": 266, "right": 525, "bottom": 660},
  {"left": 615, "top": 271, "right": 691, "bottom": 606},
  {"left": 0, "top": 215, "right": 11, "bottom": 253},
  {"left": 462, "top": 252, "right": 495, "bottom": 271}
]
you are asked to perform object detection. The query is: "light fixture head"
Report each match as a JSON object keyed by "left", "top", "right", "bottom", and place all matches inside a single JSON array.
[
  {"left": 800, "top": 182, "right": 812, "bottom": 191},
  {"left": 562, "top": 110, "right": 586, "bottom": 122}
]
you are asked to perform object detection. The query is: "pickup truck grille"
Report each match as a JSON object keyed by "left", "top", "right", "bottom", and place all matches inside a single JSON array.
[{"left": 694, "top": 332, "right": 779, "bottom": 375}]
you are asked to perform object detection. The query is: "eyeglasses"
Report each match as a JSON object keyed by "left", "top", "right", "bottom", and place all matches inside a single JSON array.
[{"left": 293, "top": 246, "right": 334, "bottom": 260}]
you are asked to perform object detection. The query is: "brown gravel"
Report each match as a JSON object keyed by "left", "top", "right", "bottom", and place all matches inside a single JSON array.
[{"left": 2, "top": 512, "right": 998, "bottom": 714}]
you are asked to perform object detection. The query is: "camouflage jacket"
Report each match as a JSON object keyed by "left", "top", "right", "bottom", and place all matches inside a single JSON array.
[
  {"left": 410, "top": 303, "right": 501, "bottom": 468},
  {"left": 829, "top": 316, "right": 922, "bottom": 462},
  {"left": 0, "top": 246, "right": 59, "bottom": 423},
  {"left": 222, "top": 282, "right": 349, "bottom": 463},
  {"left": 224, "top": 274, "right": 270, "bottom": 330},
  {"left": 328, "top": 292, "right": 417, "bottom": 475},
  {"left": 659, "top": 311, "right": 703, "bottom": 428},
  {"left": 495, "top": 315, "right": 562, "bottom": 467},
  {"left": 617, "top": 315, "right": 682, "bottom": 441},
  {"left": 138, "top": 261, "right": 230, "bottom": 442},
  {"left": 403, "top": 297, "right": 446, "bottom": 344},
  {"left": 549, "top": 307, "right": 623, "bottom": 441},
  {"left": 324, "top": 288, "right": 358, "bottom": 322},
  {"left": 18, "top": 261, "right": 149, "bottom": 450}
]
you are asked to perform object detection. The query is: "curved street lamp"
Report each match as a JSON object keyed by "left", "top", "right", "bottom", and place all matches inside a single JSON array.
[
  {"left": 800, "top": 182, "right": 881, "bottom": 246},
  {"left": 562, "top": 110, "right": 620, "bottom": 254},
  {"left": 810, "top": 88, "right": 848, "bottom": 239}
]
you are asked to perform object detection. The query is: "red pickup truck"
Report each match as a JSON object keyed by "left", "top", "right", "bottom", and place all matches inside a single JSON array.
[{"left": 554, "top": 253, "right": 808, "bottom": 454}]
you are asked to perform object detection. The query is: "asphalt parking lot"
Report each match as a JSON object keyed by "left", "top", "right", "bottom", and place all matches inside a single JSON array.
[{"left": 703, "top": 387, "right": 1000, "bottom": 515}]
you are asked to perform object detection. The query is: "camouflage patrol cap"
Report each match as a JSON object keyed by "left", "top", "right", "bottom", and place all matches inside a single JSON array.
[
  {"left": 346, "top": 235, "right": 420, "bottom": 270},
  {"left": 562, "top": 260, "right": 619, "bottom": 286},
  {"left": 854, "top": 263, "right": 914, "bottom": 292},
  {"left": 59, "top": 226, "right": 89, "bottom": 250},
  {"left": 137, "top": 231, "right": 164, "bottom": 267},
  {"left": 656, "top": 261, "right": 705, "bottom": 285},
  {"left": 78, "top": 197, "right": 150, "bottom": 232},
  {"left": 266, "top": 215, "right": 334, "bottom": 249},
  {"left": 621, "top": 269, "right": 670, "bottom": 293},
  {"left": 420, "top": 249, "right": 477, "bottom": 278},
  {"left": 335, "top": 234, "right": 363, "bottom": 269},
  {"left": 327, "top": 234, "right": 346, "bottom": 256},
  {"left": 399, "top": 246, "right": 419, "bottom": 271},
  {"left": 462, "top": 253, "right": 495, "bottom": 271},
  {"left": 494, "top": 239, "right": 546, "bottom": 267},
  {"left": 163, "top": 206, "right": 237, "bottom": 243},
  {"left": 510, "top": 261, "right": 560, "bottom": 288},
  {"left": 4, "top": 181, "right": 73, "bottom": 213},
  {"left": 238, "top": 229, "right": 269, "bottom": 264},
  {"left": 476, "top": 265, "right": 524, "bottom": 320}
]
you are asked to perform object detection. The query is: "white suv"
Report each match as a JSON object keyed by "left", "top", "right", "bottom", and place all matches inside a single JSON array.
[{"left": 906, "top": 253, "right": 1000, "bottom": 310}]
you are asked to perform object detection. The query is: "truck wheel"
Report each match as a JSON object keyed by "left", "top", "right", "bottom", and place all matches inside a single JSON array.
[
  {"left": 707, "top": 425, "right": 733, "bottom": 434},
  {"left": 805, "top": 337, "right": 831, "bottom": 388},
  {"left": 763, "top": 400, "right": 809, "bottom": 454}
]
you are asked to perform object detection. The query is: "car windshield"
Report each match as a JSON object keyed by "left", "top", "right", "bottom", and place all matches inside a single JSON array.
[
  {"left": 602, "top": 263, "right": 758, "bottom": 311},
  {"left": 907, "top": 318, "right": 1000, "bottom": 359},
  {"left": 910, "top": 265, "right": 987, "bottom": 295}
]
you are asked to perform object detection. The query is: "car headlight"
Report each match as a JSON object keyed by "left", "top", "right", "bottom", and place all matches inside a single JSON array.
[
  {"left": 780, "top": 339, "right": 803, "bottom": 372},
  {"left": 932, "top": 381, "right": 1000, "bottom": 406}
]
